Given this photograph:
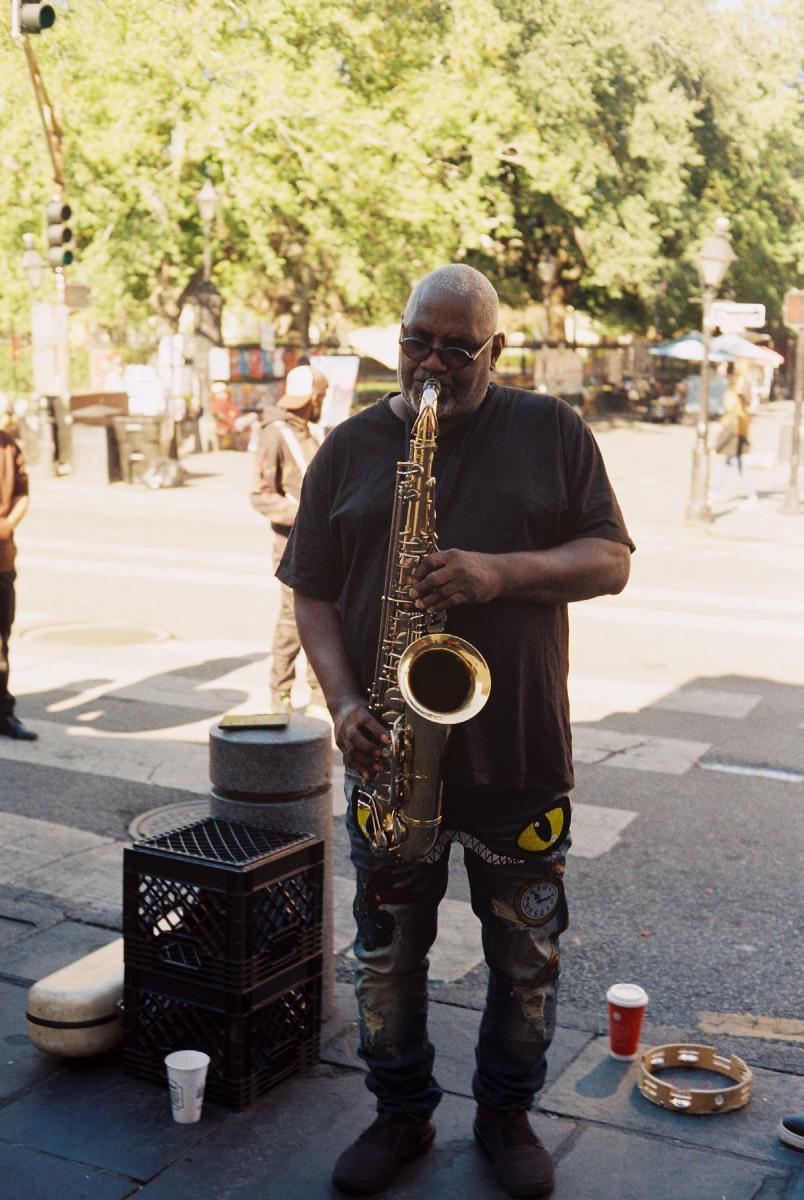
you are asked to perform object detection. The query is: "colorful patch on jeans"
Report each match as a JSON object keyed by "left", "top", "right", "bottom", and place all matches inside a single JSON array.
[
  {"left": 513, "top": 879, "right": 562, "bottom": 927},
  {"left": 515, "top": 797, "right": 571, "bottom": 855},
  {"left": 422, "top": 829, "right": 527, "bottom": 866}
]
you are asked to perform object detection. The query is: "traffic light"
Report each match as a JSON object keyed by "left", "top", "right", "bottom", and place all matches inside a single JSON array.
[
  {"left": 46, "top": 200, "right": 73, "bottom": 268},
  {"left": 12, "top": 2, "right": 56, "bottom": 35}
]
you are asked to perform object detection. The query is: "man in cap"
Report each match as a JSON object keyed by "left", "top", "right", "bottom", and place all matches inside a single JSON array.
[
  {"left": 0, "top": 399, "right": 37, "bottom": 740},
  {"left": 251, "top": 364, "right": 329, "bottom": 711}
]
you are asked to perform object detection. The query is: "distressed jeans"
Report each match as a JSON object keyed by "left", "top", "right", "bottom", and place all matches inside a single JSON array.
[{"left": 345, "top": 770, "right": 570, "bottom": 1115}]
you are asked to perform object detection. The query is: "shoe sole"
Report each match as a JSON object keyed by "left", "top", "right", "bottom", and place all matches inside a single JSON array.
[
  {"left": 473, "top": 1121, "right": 555, "bottom": 1198},
  {"left": 332, "top": 1127, "right": 436, "bottom": 1196},
  {"left": 777, "top": 1120, "right": 804, "bottom": 1151}
]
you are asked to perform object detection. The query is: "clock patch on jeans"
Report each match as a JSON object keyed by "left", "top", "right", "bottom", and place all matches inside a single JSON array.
[{"left": 514, "top": 879, "right": 562, "bottom": 927}]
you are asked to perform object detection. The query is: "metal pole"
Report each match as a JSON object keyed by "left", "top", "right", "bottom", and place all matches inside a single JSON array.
[
  {"left": 686, "top": 286, "right": 715, "bottom": 524},
  {"left": 202, "top": 220, "right": 212, "bottom": 282},
  {"left": 780, "top": 328, "right": 804, "bottom": 515}
]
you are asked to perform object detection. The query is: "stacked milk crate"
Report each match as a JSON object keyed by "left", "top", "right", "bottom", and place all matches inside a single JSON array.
[{"left": 122, "top": 817, "right": 324, "bottom": 1109}]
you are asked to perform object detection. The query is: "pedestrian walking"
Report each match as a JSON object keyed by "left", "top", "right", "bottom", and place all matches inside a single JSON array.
[
  {"left": 0, "top": 399, "right": 37, "bottom": 741},
  {"left": 277, "top": 264, "right": 634, "bottom": 1197},
  {"left": 250, "top": 364, "right": 328, "bottom": 712},
  {"left": 711, "top": 384, "right": 758, "bottom": 507}
]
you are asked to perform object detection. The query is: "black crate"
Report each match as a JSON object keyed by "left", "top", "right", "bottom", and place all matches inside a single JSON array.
[
  {"left": 123, "top": 819, "right": 323, "bottom": 992},
  {"left": 123, "top": 956, "right": 321, "bottom": 1109}
]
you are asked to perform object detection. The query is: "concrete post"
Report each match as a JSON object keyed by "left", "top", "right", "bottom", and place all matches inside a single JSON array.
[{"left": 208, "top": 716, "right": 335, "bottom": 1017}]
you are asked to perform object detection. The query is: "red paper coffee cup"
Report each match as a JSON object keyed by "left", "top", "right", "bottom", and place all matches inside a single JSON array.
[{"left": 607, "top": 983, "right": 648, "bottom": 1060}]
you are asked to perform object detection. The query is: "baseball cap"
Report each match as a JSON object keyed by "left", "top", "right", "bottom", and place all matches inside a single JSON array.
[{"left": 280, "top": 365, "right": 315, "bottom": 409}]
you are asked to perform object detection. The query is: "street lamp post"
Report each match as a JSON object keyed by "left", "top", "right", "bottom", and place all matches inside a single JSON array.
[
  {"left": 537, "top": 252, "right": 558, "bottom": 343},
  {"left": 197, "top": 179, "right": 218, "bottom": 282},
  {"left": 195, "top": 180, "right": 220, "bottom": 429},
  {"left": 686, "top": 217, "right": 735, "bottom": 525}
]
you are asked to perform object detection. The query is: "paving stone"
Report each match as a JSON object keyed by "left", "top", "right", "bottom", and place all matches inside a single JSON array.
[
  {"left": 552, "top": 1124, "right": 781, "bottom": 1200},
  {"left": 0, "top": 921, "right": 120, "bottom": 985},
  {"left": 21, "top": 842, "right": 126, "bottom": 918},
  {"left": 0, "top": 915, "right": 36, "bottom": 949},
  {"left": 0, "top": 1142, "right": 136, "bottom": 1200},
  {"left": 0, "top": 979, "right": 62, "bottom": 1100},
  {"left": 0, "top": 1055, "right": 231, "bottom": 1181},
  {"left": 133, "top": 1069, "right": 575, "bottom": 1199},
  {"left": 541, "top": 1035, "right": 798, "bottom": 1170},
  {"left": 0, "top": 812, "right": 111, "bottom": 883},
  {"left": 321, "top": 992, "right": 591, "bottom": 1099}
]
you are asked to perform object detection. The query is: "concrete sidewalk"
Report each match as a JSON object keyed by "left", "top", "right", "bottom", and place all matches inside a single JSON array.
[
  {"left": 2, "top": 401, "right": 803, "bottom": 1198},
  {"left": 0, "top": 881, "right": 802, "bottom": 1200}
]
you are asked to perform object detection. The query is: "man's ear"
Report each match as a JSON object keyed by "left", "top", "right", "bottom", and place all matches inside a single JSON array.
[{"left": 490, "top": 332, "right": 506, "bottom": 370}]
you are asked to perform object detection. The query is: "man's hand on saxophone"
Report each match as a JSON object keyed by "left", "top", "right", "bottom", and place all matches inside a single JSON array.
[
  {"left": 331, "top": 695, "right": 389, "bottom": 780},
  {"left": 410, "top": 548, "right": 500, "bottom": 612}
]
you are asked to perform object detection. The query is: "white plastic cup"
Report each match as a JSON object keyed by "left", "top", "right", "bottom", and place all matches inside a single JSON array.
[
  {"left": 164, "top": 1050, "right": 210, "bottom": 1123},
  {"left": 606, "top": 983, "right": 649, "bottom": 1060}
]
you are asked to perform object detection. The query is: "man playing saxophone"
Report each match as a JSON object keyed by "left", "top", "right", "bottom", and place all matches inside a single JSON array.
[{"left": 277, "top": 264, "right": 634, "bottom": 1198}]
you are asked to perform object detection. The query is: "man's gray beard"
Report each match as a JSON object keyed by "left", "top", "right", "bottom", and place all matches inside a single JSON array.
[{"left": 398, "top": 374, "right": 487, "bottom": 421}]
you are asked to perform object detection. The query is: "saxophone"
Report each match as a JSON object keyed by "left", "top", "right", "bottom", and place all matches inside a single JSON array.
[{"left": 356, "top": 378, "right": 491, "bottom": 860}]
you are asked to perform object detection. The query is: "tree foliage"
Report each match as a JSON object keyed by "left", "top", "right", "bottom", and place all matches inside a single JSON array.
[{"left": 0, "top": 0, "right": 801, "bottom": 378}]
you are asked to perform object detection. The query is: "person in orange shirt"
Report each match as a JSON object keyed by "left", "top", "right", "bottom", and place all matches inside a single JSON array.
[{"left": 0, "top": 400, "right": 37, "bottom": 740}]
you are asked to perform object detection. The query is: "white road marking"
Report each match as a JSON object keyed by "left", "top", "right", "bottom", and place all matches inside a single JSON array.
[
  {"left": 699, "top": 761, "right": 804, "bottom": 784},
  {"left": 18, "top": 552, "right": 273, "bottom": 591},
  {"left": 579, "top": 603, "right": 804, "bottom": 639},
  {"left": 569, "top": 804, "right": 637, "bottom": 857},
  {"left": 652, "top": 688, "right": 762, "bottom": 719},
  {"left": 623, "top": 586, "right": 804, "bottom": 618}
]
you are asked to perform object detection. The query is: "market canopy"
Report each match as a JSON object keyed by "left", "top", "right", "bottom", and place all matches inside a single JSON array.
[
  {"left": 712, "top": 333, "right": 784, "bottom": 367},
  {"left": 649, "top": 331, "right": 783, "bottom": 368},
  {"left": 648, "top": 333, "right": 733, "bottom": 362}
]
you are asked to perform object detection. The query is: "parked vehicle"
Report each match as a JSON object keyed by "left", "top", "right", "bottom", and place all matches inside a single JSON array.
[{"left": 624, "top": 377, "right": 684, "bottom": 423}]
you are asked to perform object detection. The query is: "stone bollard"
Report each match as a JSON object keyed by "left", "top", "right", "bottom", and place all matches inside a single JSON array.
[{"left": 209, "top": 716, "right": 335, "bottom": 1018}]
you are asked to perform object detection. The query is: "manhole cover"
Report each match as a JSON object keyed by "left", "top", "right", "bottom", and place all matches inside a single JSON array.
[
  {"left": 21, "top": 621, "right": 173, "bottom": 647},
  {"left": 129, "top": 800, "right": 209, "bottom": 842}
]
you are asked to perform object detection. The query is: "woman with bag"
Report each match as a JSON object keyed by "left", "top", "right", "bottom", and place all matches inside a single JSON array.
[{"left": 711, "top": 385, "right": 758, "bottom": 507}]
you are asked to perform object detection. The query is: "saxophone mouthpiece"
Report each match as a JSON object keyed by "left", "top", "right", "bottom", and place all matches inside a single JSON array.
[{"left": 421, "top": 378, "right": 441, "bottom": 406}]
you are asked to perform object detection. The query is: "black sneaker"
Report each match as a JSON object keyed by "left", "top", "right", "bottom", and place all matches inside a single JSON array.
[
  {"left": 0, "top": 714, "right": 38, "bottom": 741},
  {"left": 778, "top": 1114, "right": 804, "bottom": 1151},
  {"left": 474, "top": 1106, "right": 555, "bottom": 1198},
  {"left": 332, "top": 1110, "right": 435, "bottom": 1195}
]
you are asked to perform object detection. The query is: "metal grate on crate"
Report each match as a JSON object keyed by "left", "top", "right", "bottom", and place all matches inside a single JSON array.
[
  {"left": 133, "top": 818, "right": 312, "bottom": 866},
  {"left": 122, "top": 962, "right": 321, "bottom": 1109},
  {"left": 126, "top": 859, "right": 323, "bottom": 988}
]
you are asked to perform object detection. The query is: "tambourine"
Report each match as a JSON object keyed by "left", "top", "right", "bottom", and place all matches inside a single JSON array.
[{"left": 638, "top": 1044, "right": 752, "bottom": 1115}]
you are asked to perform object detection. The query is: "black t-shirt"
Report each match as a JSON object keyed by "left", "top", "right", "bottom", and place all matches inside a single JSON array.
[{"left": 277, "top": 384, "right": 634, "bottom": 792}]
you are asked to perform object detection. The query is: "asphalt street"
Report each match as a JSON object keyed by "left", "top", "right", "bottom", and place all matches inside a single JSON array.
[{"left": 0, "top": 400, "right": 803, "bottom": 1199}]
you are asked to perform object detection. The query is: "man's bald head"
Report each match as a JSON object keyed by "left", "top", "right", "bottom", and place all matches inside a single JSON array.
[
  {"left": 403, "top": 264, "right": 499, "bottom": 338},
  {"left": 397, "top": 263, "right": 504, "bottom": 426}
]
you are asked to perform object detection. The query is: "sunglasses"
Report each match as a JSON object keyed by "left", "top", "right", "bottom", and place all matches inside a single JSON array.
[{"left": 399, "top": 332, "right": 494, "bottom": 372}]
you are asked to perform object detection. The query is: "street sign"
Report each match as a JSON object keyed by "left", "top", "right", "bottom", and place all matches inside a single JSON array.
[
  {"left": 783, "top": 289, "right": 804, "bottom": 331},
  {"left": 64, "top": 283, "right": 91, "bottom": 309},
  {"left": 711, "top": 301, "right": 766, "bottom": 332}
]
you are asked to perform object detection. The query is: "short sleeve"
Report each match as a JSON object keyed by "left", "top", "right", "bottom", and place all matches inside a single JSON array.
[
  {"left": 557, "top": 403, "right": 635, "bottom": 550},
  {"left": 275, "top": 440, "right": 342, "bottom": 600}
]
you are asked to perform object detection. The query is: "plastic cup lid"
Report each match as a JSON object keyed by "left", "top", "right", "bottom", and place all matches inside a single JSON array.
[{"left": 607, "top": 982, "right": 648, "bottom": 1007}]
